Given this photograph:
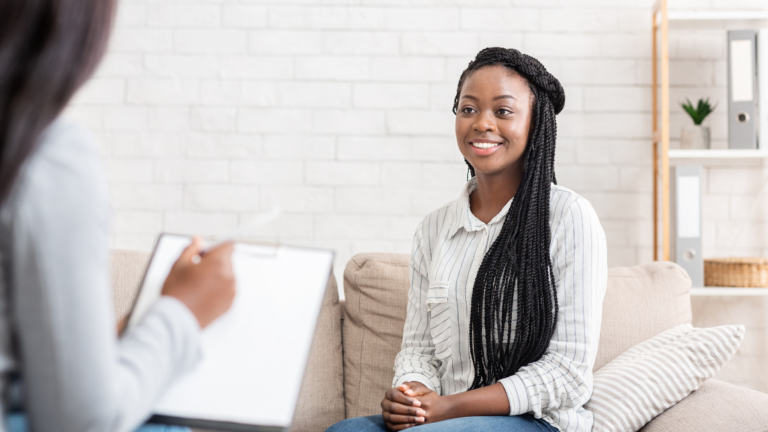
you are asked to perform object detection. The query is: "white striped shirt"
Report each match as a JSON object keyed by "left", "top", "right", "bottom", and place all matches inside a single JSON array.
[{"left": 393, "top": 178, "right": 607, "bottom": 432}]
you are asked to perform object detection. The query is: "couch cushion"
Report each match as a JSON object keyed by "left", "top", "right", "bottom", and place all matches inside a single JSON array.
[
  {"left": 587, "top": 324, "right": 745, "bottom": 431},
  {"left": 342, "top": 253, "right": 410, "bottom": 418},
  {"left": 640, "top": 379, "right": 768, "bottom": 431},
  {"left": 342, "top": 253, "right": 695, "bottom": 418},
  {"left": 110, "top": 249, "right": 151, "bottom": 321},
  {"left": 596, "top": 262, "right": 692, "bottom": 370},
  {"left": 291, "top": 272, "right": 345, "bottom": 432}
]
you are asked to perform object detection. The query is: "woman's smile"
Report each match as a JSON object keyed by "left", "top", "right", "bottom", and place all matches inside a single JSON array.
[{"left": 468, "top": 139, "right": 504, "bottom": 156}]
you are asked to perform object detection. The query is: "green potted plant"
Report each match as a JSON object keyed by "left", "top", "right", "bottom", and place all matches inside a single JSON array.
[{"left": 680, "top": 98, "right": 716, "bottom": 149}]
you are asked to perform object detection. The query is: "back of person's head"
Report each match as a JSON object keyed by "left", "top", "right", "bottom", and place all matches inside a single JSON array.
[{"left": 0, "top": 0, "right": 116, "bottom": 201}]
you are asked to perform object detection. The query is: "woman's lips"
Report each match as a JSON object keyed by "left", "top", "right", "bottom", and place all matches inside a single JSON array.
[{"left": 469, "top": 141, "right": 502, "bottom": 156}]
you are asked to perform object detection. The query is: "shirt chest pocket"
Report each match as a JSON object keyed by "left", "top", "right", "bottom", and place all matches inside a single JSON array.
[{"left": 426, "top": 281, "right": 452, "bottom": 362}]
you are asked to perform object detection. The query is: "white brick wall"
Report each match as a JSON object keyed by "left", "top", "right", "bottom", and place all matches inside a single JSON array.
[{"left": 64, "top": 0, "right": 768, "bottom": 391}]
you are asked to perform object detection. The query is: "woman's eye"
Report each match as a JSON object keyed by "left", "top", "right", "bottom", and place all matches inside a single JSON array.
[
  {"left": 497, "top": 109, "right": 512, "bottom": 115},
  {"left": 462, "top": 107, "right": 476, "bottom": 114}
]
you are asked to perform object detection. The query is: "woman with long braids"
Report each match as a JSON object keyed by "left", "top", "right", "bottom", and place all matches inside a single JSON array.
[{"left": 328, "top": 48, "right": 607, "bottom": 432}]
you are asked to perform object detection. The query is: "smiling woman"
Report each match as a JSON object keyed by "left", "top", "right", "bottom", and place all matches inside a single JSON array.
[
  {"left": 454, "top": 65, "right": 533, "bottom": 224},
  {"left": 326, "top": 47, "right": 608, "bottom": 432},
  {"left": 452, "top": 52, "right": 563, "bottom": 393}
]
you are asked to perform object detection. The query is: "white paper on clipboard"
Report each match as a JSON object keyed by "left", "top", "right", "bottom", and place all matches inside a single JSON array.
[{"left": 126, "top": 234, "right": 334, "bottom": 430}]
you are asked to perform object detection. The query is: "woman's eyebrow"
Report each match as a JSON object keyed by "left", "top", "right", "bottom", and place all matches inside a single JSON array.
[{"left": 460, "top": 94, "right": 515, "bottom": 101}]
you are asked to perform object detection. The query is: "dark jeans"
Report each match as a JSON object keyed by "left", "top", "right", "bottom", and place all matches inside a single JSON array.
[{"left": 326, "top": 414, "right": 558, "bottom": 432}]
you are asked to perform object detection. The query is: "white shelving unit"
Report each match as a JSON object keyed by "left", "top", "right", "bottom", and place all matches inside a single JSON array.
[
  {"left": 652, "top": 4, "right": 768, "bottom": 297},
  {"left": 691, "top": 287, "right": 768, "bottom": 296},
  {"left": 666, "top": 10, "right": 768, "bottom": 21},
  {"left": 652, "top": 3, "right": 768, "bottom": 260},
  {"left": 669, "top": 149, "right": 768, "bottom": 159}
]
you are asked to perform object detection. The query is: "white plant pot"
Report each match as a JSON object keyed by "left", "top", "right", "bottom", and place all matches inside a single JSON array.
[{"left": 680, "top": 125, "right": 711, "bottom": 149}]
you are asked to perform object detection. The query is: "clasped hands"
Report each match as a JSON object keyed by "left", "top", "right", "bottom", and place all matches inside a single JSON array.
[{"left": 381, "top": 381, "right": 451, "bottom": 431}]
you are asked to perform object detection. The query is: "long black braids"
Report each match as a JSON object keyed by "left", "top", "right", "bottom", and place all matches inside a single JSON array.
[{"left": 451, "top": 47, "right": 566, "bottom": 390}]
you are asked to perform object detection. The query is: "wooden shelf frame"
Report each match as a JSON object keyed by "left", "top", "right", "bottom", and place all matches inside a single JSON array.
[
  {"left": 652, "top": 0, "right": 670, "bottom": 261},
  {"left": 651, "top": 2, "right": 768, "bottom": 261}
]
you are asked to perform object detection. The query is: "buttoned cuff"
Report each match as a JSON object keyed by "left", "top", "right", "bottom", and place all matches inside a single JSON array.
[
  {"left": 394, "top": 373, "right": 438, "bottom": 394},
  {"left": 500, "top": 375, "right": 531, "bottom": 416}
]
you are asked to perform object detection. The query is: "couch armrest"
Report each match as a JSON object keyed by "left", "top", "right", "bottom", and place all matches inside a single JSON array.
[
  {"left": 290, "top": 270, "right": 345, "bottom": 432},
  {"left": 111, "top": 249, "right": 152, "bottom": 322},
  {"left": 640, "top": 379, "right": 768, "bottom": 431}
]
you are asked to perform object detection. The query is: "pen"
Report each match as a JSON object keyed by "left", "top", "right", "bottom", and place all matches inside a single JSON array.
[{"left": 194, "top": 207, "right": 282, "bottom": 262}]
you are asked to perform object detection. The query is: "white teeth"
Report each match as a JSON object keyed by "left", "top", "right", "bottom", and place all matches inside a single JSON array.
[{"left": 471, "top": 142, "right": 500, "bottom": 149}]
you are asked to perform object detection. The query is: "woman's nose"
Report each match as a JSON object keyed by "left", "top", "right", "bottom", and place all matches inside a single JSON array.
[{"left": 473, "top": 111, "right": 496, "bottom": 132}]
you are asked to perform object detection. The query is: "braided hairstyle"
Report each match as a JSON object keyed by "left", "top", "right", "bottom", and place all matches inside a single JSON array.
[{"left": 451, "top": 47, "right": 566, "bottom": 390}]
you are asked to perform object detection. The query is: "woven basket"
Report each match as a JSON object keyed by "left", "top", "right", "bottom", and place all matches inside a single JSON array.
[{"left": 704, "top": 258, "right": 768, "bottom": 287}]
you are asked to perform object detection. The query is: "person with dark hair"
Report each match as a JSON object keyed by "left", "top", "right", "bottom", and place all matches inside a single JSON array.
[
  {"left": 327, "top": 48, "right": 607, "bottom": 432},
  {"left": 0, "top": 1, "right": 236, "bottom": 431}
]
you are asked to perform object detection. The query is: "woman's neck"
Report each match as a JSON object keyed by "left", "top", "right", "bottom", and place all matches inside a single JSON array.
[{"left": 469, "top": 167, "right": 523, "bottom": 225}]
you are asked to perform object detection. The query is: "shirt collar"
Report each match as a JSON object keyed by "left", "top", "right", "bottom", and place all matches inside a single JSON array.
[{"left": 447, "top": 178, "right": 514, "bottom": 239}]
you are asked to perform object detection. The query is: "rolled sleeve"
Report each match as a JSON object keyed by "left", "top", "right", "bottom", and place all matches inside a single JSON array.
[
  {"left": 394, "top": 373, "right": 438, "bottom": 393},
  {"left": 500, "top": 374, "right": 530, "bottom": 415}
]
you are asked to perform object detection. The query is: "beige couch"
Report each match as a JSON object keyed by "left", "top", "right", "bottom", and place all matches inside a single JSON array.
[{"left": 111, "top": 250, "right": 768, "bottom": 432}]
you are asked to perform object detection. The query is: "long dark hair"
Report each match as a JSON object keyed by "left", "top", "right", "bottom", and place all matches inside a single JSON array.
[
  {"left": 452, "top": 47, "right": 566, "bottom": 389},
  {"left": 0, "top": 0, "right": 116, "bottom": 202}
]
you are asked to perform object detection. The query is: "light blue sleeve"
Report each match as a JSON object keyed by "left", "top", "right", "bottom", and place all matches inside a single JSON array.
[{"left": 9, "top": 120, "right": 201, "bottom": 432}]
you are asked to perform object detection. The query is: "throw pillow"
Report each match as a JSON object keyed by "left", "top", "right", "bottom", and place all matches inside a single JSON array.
[{"left": 585, "top": 323, "right": 745, "bottom": 432}]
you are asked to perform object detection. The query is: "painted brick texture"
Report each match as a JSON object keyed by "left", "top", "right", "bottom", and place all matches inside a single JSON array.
[{"left": 64, "top": 0, "right": 768, "bottom": 391}]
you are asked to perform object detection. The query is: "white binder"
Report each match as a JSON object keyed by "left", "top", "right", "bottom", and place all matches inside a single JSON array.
[
  {"left": 670, "top": 166, "right": 703, "bottom": 288},
  {"left": 728, "top": 30, "right": 758, "bottom": 149},
  {"left": 759, "top": 29, "right": 768, "bottom": 149}
]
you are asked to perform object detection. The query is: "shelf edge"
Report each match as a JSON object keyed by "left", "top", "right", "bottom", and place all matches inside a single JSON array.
[
  {"left": 667, "top": 10, "right": 768, "bottom": 21},
  {"left": 690, "top": 287, "right": 768, "bottom": 296},
  {"left": 668, "top": 150, "right": 768, "bottom": 159}
]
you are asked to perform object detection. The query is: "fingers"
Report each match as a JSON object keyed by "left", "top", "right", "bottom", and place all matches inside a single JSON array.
[
  {"left": 381, "top": 399, "right": 426, "bottom": 417},
  {"left": 382, "top": 412, "right": 425, "bottom": 425},
  {"left": 385, "top": 388, "right": 420, "bottom": 407},
  {"left": 397, "top": 383, "right": 418, "bottom": 398},
  {"left": 398, "top": 384, "right": 416, "bottom": 397},
  {"left": 203, "top": 241, "right": 235, "bottom": 259},
  {"left": 400, "top": 382, "right": 432, "bottom": 397},
  {"left": 202, "top": 242, "right": 235, "bottom": 285},
  {"left": 381, "top": 394, "right": 426, "bottom": 431},
  {"left": 177, "top": 236, "right": 203, "bottom": 265}
]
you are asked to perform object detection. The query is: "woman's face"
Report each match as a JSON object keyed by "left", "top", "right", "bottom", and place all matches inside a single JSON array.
[{"left": 455, "top": 65, "right": 533, "bottom": 177}]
